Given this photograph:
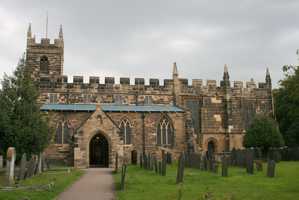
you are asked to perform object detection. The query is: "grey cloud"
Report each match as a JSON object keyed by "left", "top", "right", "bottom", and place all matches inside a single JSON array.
[{"left": 1, "top": 0, "right": 299, "bottom": 87}]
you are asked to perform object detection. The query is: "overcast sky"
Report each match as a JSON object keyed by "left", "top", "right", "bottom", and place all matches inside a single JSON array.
[{"left": 1, "top": 0, "right": 299, "bottom": 87}]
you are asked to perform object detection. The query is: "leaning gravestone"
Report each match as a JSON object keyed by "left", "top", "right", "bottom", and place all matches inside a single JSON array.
[
  {"left": 6, "top": 147, "right": 16, "bottom": 185},
  {"left": 267, "top": 160, "right": 276, "bottom": 178},
  {"left": 255, "top": 160, "right": 263, "bottom": 171},
  {"left": 27, "top": 157, "right": 36, "bottom": 178},
  {"left": 0, "top": 155, "right": 3, "bottom": 169},
  {"left": 19, "top": 153, "right": 27, "bottom": 180}
]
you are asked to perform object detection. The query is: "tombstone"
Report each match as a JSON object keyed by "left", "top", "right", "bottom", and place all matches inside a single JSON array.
[
  {"left": 176, "top": 153, "right": 185, "bottom": 184},
  {"left": 143, "top": 154, "right": 148, "bottom": 170},
  {"left": 115, "top": 152, "right": 119, "bottom": 173},
  {"left": 161, "top": 150, "right": 166, "bottom": 176},
  {"left": 27, "top": 157, "right": 36, "bottom": 178},
  {"left": 212, "top": 161, "right": 218, "bottom": 174},
  {"left": 203, "top": 154, "right": 208, "bottom": 171},
  {"left": 230, "top": 148, "right": 237, "bottom": 166},
  {"left": 0, "top": 155, "right": 3, "bottom": 169},
  {"left": 246, "top": 149, "right": 254, "bottom": 174},
  {"left": 120, "top": 165, "right": 127, "bottom": 190},
  {"left": 166, "top": 152, "right": 172, "bottom": 164},
  {"left": 154, "top": 157, "right": 158, "bottom": 174},
  {"left": 158, "top": 161, "right": 162, "bottom": 175},
  {"left": 139, "top": 154, "right": 143, "bottom": 168},
  {"left": 6, "top": 147, "right": 16, "bottom": 185},
  {"left": 38, "top": 153, "right": 42, "bottom": 174},
  {"left": 19, "top": 153, "right": 27, "bottom": 180},
  {"left": 255, "top": 160, "right": 263, "bottom": 171},
  {"left": 221, "top": 155, "right": 228, "bottom": 177},
  {"left": 267, "top": 160, "right": 275, "bottom": 178}
]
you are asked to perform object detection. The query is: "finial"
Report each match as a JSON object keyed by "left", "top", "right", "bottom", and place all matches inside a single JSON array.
[
  {"left": 224, "top": 64, "right": 228, "bottom": 73},
  {"left": 45, "top": 11, "right": 48, "bottom": 38},
  {"left": 223, "top": 64, "right": 229, "bottom": 81},
  {"left": 59, "top": 24, "right": 63, "bottom": 39},
  {"left": 266, "top": 68, "right": 270, "bottom": 76},
  {"left": 173, "top": 62, "right": 178, "bottom": 77},
  {"left": 27, "top": 23, "right": 32, "bottom": 38}
]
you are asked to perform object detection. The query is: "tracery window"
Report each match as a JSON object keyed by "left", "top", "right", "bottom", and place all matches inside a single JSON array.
[
  {"left": 157, "top": 117, "right": 173, "bottom": 146},
  {"left": 55, "top": 121, "right": 70, "bottom": 144},
  {"left": 40, "top": 56, "right": 49, "bottom": 74},
  {"left": 119, "top": 119, "right": 132, "bottom": 144}
]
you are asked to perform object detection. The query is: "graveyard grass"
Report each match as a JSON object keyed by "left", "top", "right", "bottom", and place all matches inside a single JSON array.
[
  {"left": 114, "top": 161, "right": 299, "bottom": 200},
  {"left": 0, "top": 168, "right": 83, "bottom": 200}
]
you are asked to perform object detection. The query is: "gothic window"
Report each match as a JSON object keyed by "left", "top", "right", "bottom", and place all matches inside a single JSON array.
[
  {"left": 119, "top": 119, "right": 132, "bottom": 144},
  {"left": 55, "top": 121, "right": 70, "bottom": 144},
  {"left": 40, "top": 56, "right": 49, "bottom": 74},
  {"left": 157, "top": 117, "right": 173, "bottom": 146}
]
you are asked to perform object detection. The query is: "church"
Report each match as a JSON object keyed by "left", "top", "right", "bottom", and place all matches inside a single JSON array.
[{"left": 24, "top": 24, "right": 273, "bottom": 168}]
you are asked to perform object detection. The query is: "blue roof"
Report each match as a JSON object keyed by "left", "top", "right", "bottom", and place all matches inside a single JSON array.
[
  {"left": 40, "top": 104, "right": 96, "bottom": 112},
  {"left": 101, "top": 105, "right": 184, "bottom": 112},
  {"left": 40, "top": 104, "right": 183, "bottom": 112}
]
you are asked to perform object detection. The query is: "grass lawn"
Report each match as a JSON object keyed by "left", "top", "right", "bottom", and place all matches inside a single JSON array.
[
  {"left": 114, "top": 161, "right": 299, "bottom": 200},
  {"left": 0, "top": 168, "right": 84, "bottom": 200}
]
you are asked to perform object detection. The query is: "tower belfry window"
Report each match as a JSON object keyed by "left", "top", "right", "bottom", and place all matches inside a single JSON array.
[{"left": 40, "top": 56, "right": 49, "bottom": 74}]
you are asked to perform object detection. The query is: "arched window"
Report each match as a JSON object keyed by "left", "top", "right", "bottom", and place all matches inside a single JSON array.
[
  {"left": 157, "top": 117, "right": 173, "bottom": 146},
  {"left": 40, "top": 56, "right": 49, "bottom": 74},
  {"left": 119, "top": 119, "right": 132, "bottom": 144},
  {"left": 55, "top": 121, "right": 70, "bottom": 144}
]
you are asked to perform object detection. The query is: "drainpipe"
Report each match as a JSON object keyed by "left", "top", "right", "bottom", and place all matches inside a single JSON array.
[{"left": 142, "top": 112, "right": 145, "bottom": 155}]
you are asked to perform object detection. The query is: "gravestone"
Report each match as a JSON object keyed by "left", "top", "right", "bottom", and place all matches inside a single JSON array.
[
  {"left": 42, "top": 156, "right": 48, "bottom": 172},
  {"left": 19, "top": 153, "right": 27, "bottom": 180},
  {"left": 143, "top": 154, "right": 148, "bottom": 170},
  {"left": 255, "top": 160, "right": 263, "bottom": 171},
  {"left": 246, "top": 149, "right": 254, "bottom": 174},
  {"left": 203, "top": 154, "right": 208, "bottom": 171},
  {"left": 267, "top": 160, "right": 275, "bottom": 178},
  {"left": 221, "top": 155, "right": 228, "bottom": 177},
  {"left": 0, "top": 155, "right": 3, "bottom": 169},
  {"left": 154, "top": 157, "right": 158, "bottom": 174},
  {"left": 120, "top": 165, "right": 127, "bottom": 190},
  {"left": 212, "top": 161, "right": 218, "bottom": 174},
  {"left": 139, "top": 154, "right": 143, "bottom": 168},
  {"left": 27, "top": 157, "right": 36, "bottom": 178},
  {"left": 115, "top": 152, "right": 118, "bottom": 173},
  {"left": 158, "top": 161, "right": 162, "bottom": 175},
  {"left": 161, "top": 150, "right": 166, "bottom": 176},
  {"left": 6, "top": 147, "right": 16, "bottom": 185},
  {"left": 176, "top": 153, "right": 185, "bottom": 184},
  {"left": 166, "top": 152, "right": 172, "bottom": 164},
  {"left": 38, "top": 153, "right": 42, "bottom": 174}
]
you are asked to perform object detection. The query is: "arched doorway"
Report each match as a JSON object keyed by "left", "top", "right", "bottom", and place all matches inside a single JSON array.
[
  {"left": 89, "top": 134, "right": 109, "bottom": 167},
  {"left": 207, "top": 140, "right": 216, "bottom": 160}
]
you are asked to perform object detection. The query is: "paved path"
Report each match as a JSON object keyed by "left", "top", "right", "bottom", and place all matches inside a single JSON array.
[{"left": 56, "top": 168, "right": 115, "bottom": 200}]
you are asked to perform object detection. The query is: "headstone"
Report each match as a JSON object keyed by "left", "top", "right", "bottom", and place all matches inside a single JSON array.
[
  {"left": 38, "top": 153, "right": 42, "bottom": 174},
  {"left": 161, "top": 150, "right": 166, "bottom": 176},
  {"left": 212, "top": 161, "right": 218, "bottom": 174},
  {"left": 27, "top": 157, "right": 36, "bottom": 178},
  {"left": 120, "top": 165, "right": 127, "bottom": 190},
  {"left": 139, "top": 154, "right": 143, "bottom": 168},
  {"left": 267, "top": 160, "right": 275, "bottom": 177},
  {"left": 6, "top": 147, "right": 16, "bottom": 185},
  {"left": 0, "top": 155, "right": 3, "bottom": 169},
  {"left": 246, "top": 149, "right": 254, "bottom": 174},
  {"left": 115, "top": 152, "right": 118, "bottom": 173},
  {"left": 158, "top": 161, "right": 162, "bottom": 175},
  {"left": 19, "top": 153, "right": 27, "bottom": 180},
  {"left": 255, "top": 160, "right": 263, "bottom": 171},
  {"left": 221, "top": 155, "right": 228, "bottom": 177},
  {"left": 154, "top": 157, "right": 158, "bottom": 173},
  {"left": 166, "top": 152, "right": 172, "bottom": 164},
  {"left": 143, "top": 154, "right": 148, "bottom": 170},
  {"left": 203, "top": 154, "right": 208, "bottom": 171},
  {"left": 176, "top": 153, "right": 185, "bottom": 184}
]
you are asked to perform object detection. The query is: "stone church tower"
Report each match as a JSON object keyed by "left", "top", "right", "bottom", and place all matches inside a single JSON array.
[{"left": 25, "top": 23, "right": 64, "bottom": 81}]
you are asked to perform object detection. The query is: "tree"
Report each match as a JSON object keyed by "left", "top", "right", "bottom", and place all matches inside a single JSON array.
[
  {"left": 0, "top": 54, "right": 49, "bottom": 159},
  {"left": 274, "top": 64, "right": 299, "bottom": 146},
  {"left": 243, "top": 115, "right": 284, "bottom": 152}
]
